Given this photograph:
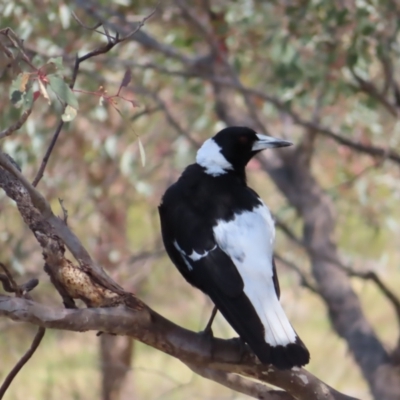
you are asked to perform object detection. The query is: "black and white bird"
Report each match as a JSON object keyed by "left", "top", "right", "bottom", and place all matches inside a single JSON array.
[{"left": 158, "top": 126, "right": 310, "bottom": 369}]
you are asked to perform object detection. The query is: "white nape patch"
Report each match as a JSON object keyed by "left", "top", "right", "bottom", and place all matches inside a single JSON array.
[
  {"left": 173, "top": 241, "right": 216, "bottom": 270},
  {"left": 196, "top": 138, "right": 233, "bottom": 176},
  {"left": 213, "top": 202, "right": 297, "bottom": 346}
]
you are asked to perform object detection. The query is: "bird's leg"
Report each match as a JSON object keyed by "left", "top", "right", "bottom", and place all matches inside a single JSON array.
[
  {"left": 200, "top": 305, "right": 218, "bottom": 337},
  {"left": 230, "top": 336, "right": 248, "bottom": 361}
]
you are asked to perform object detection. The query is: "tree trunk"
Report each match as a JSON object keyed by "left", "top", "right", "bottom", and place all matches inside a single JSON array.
[
  {"left": 93, "top": 178, "right": 135, "bottom": 400},
  {"left": 100, "top": 334, "right": 134, "bottom": 400}
]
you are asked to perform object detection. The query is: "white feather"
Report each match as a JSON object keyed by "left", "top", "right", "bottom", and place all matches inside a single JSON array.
[
  {"left": 188, "top": 246, "right": 217, "bottom": 261},
  {"left": 173, "top": 240, "right": 193, "bottom": 271},
  {"left": 213, "top": 202, "right": 297, "bottom": 346},
  {"left": 173, "top": 241, "right": 216, "bottom": 269},
  {"left": 196, "top": 138, "right": 233, "bottom": 176}
]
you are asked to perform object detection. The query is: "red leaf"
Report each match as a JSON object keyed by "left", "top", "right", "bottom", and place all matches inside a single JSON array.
[{"left": 33, "top": 91, "right": 41, "bottom": 101}]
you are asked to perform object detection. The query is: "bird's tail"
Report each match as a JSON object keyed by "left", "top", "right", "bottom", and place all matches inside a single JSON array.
[
  {"left": 255, "top": 288, "right": 310, "bottom": 369},
  {"left": 207, "top": 286, "right": 310, "bottom": 369}
]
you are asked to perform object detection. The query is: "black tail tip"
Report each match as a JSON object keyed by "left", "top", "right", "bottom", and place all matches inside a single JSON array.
[{"left": 255, "top": 337, "right": 310, "bottom": 370}]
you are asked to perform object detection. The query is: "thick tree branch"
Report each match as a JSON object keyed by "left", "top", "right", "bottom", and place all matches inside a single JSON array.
[
  {"left": 0, "top": 150, "right": 359, "bottom": 399},
  {"left": 0, "top": 151, "right": 133, "bottom": 307},
  {"left": 0, "top": 296, "right": 358, "bottom": 400},
  {"left": 187, "top": 363, "right": 294, "bottom": 400}
]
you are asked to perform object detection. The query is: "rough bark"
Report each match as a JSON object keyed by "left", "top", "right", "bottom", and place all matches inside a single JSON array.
[
  {"left": 0, "top": 295, "right": 359, "bottom": 400},
  {"left": 0, "top": 155, "right": 359, "bottom": 399}
]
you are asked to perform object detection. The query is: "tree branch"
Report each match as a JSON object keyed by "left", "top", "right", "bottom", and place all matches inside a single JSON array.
[
  {"left": 0, "top": 296, "right": 359, "bottom": 400},
  {"left": 0, "top": 151, "right": 131, "bottom": 307},
  {"left": 0, "top": 327, "right": 45, "bottom": 400},
  {"left": 0, "top": 107, "right": 32, "bottom": 140},
  {"left": 187, "top": 363, "right": 294, "bottom": 400},
  {"left": 125, "top": 61, "right": 400, "bottom": 165},
  {"left": 274, "top": 253, "right": 318, "bottom": 294},
  {"left": 0, "top": 150, "right": 359, "bottom": 399}
]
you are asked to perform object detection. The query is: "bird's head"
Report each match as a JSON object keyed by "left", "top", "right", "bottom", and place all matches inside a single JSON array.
[{"left": 196, "top": 126, "right": 292, "bottom": 176}]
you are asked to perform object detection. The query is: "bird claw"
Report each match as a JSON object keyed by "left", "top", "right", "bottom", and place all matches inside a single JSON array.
[
  {"left": 230, "top": 337, "right": 247, "bottom": 360},
  {"left": 198, "top": 325, "right": 214, "bottom": 339}
]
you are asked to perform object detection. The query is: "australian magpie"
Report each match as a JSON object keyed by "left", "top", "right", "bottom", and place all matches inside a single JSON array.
[{"left": 158, "top": 126, "right": 310, "bottom": 369}]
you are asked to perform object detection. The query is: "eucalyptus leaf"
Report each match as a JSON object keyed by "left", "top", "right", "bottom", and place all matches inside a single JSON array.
[
  {"left": 61, "top": 104, "right": 77, "bottom": 122},
  {"left": 48, "top": 75, "right": 79, "bottom": 109}
]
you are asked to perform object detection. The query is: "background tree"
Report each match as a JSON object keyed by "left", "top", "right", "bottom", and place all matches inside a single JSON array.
[{"left": 1, "top": 1, "right": 400, "bottom": 400}]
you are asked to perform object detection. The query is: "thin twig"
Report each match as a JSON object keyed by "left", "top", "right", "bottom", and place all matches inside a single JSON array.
[
  {"left": 0, "top": 108, "right": 32, "bottom": 140},
  {"left": 147, "top": 89, "right": 200, "bottom": 147},
  {"left": 0, "top": 327, "right": 45, "bottom": 400},
  {"left": 0, "top": 263, "right": 39, "bottom": 295},
  {"left": 349, "top": 66, "right": 398, "bottom": 117},
  {"left": 31, "top": 5, "right": 158, "bottom": 187},
  {"left": 327, "top": 162, "right": 381, "bottom": 194},
  {"left": 58, "top": 198, "right": 68, "bottom": 224},
  {"left": 0, "top": 263, "right": 19, "bottom": 295},
  {"left": 125, "top": 61, "right": 400, "bottom": 165},
  {"left": 274, "top": 253, "right": 318, "bottom": 294},
  {"left": 71, "top": 11, "right": 103, "bottom": 31},
  {"left": 339, "top": 266, "right": 400, "bottom": 327},
  {"left": 32, "top": 120, "right": 65, "bottom": 187},
  {"left": 0, "top": 28, "right": 37, "bottom": 70},
  {"left": 274, "top": 214, "right": 400, "bottom": 326}
]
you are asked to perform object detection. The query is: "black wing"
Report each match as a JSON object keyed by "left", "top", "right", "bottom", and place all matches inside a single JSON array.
[{"left": 158, "top": 198, "right": 274, "bottom": 359}]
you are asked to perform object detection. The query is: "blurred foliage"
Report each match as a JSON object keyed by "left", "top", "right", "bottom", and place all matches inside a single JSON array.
[{"left": 1, "top": 1, "right": 400, "bottom": 399}]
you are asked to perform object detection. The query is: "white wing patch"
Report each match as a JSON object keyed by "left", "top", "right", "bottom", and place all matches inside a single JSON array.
[
  {"left": 188, "top": 246, "right": 217, "bottom": 261},
  {"left": 196, "top": 138, "right": 233, "bottom": 176},
  {"left": 213, "top": 202, "right": 297, "bottom": 347},
  {"left": 173, "top": 240, "right": 216, "bottom": 270}
]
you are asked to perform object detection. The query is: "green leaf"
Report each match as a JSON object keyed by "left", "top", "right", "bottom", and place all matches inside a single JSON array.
[
  {"left": 9, "top": 74, "right": 24, "bottom": 107},
  {"left": 48, "top": 75, "right": 79, "bottom": 109},
  {"left": 61, "top": 105, "right": 77, "bottom": 122},
  {"left": 48, "top": 56, "right": 63, "bottom": 69},
  {"left": 41, "top": 57, "right": 64, "bottom": 75},
  {"left": 22, "top": 87, "right": 34, "bottom": 111},
  {"left": 346, "top": 49, "right": 358, "bottom": 68},
  {"left": 10, "top": 90, "right": 23, "bottom": 107}
]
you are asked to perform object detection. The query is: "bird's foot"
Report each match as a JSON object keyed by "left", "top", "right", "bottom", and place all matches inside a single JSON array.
[
  {"left": 198, "top": 325, "right": 214, "bottom": 340},
  {"left": 230, "top": 337, "right": 248, "bottom": 361}
]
